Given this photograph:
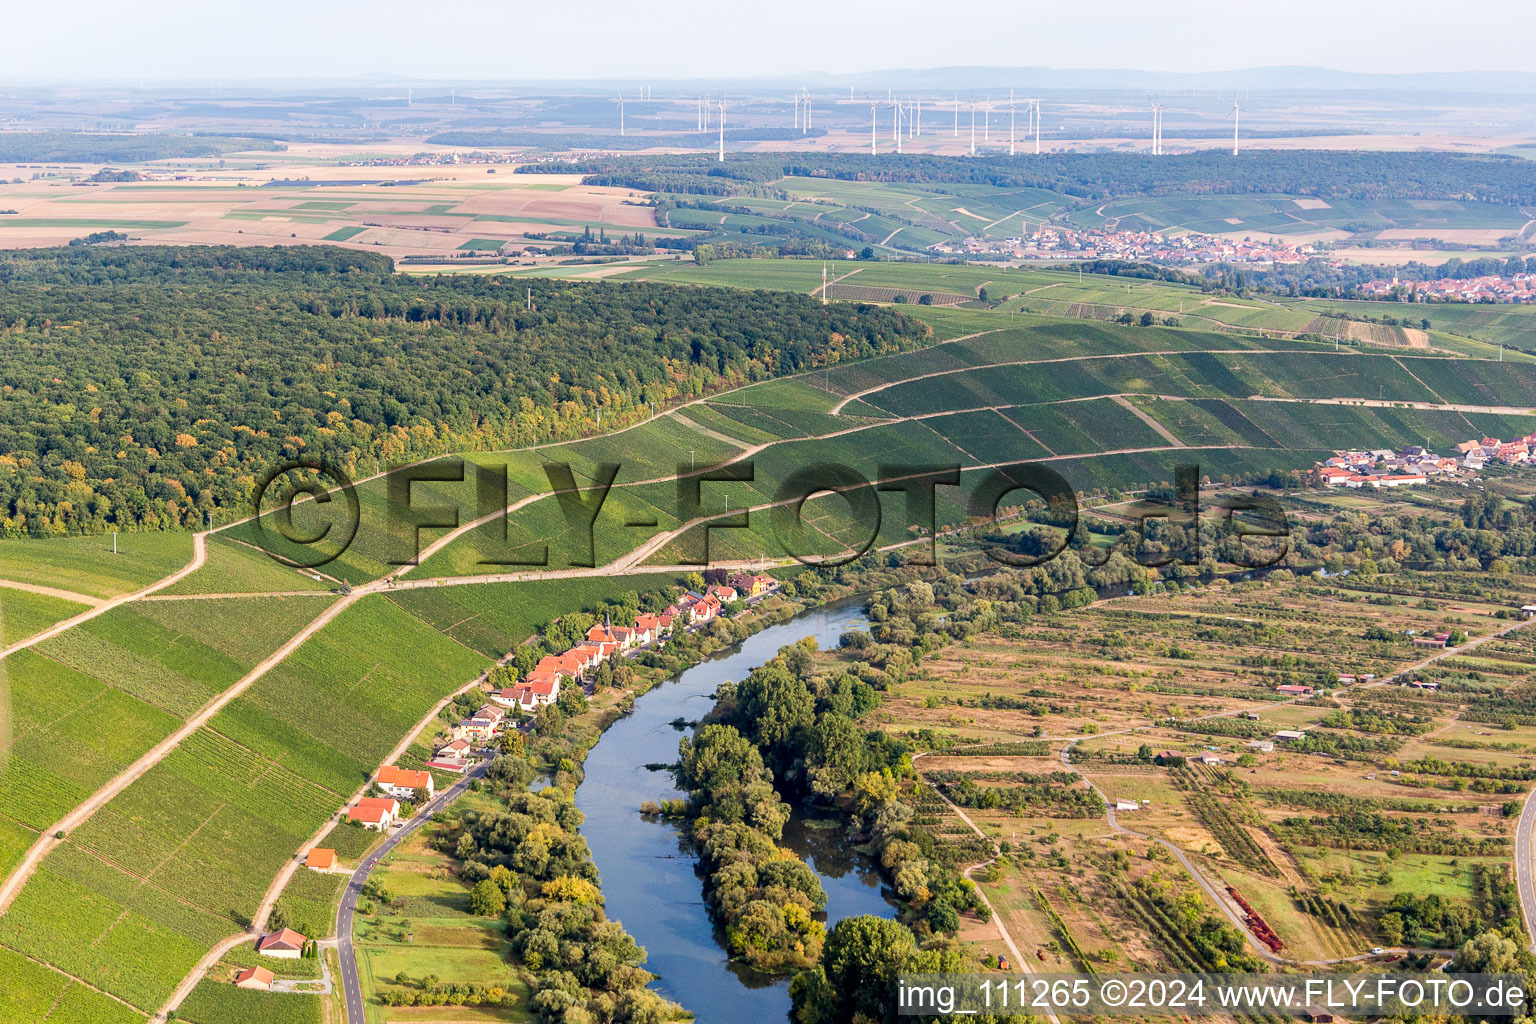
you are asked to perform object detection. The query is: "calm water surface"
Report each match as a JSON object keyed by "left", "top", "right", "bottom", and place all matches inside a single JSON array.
[{"left": 574, "top": 600, "right": 894, "bottom": 1022}]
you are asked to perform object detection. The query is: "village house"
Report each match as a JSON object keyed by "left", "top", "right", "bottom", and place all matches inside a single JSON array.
[
  {"left": 347, "top": 796, "right": 400, "bottom": 831},
  {"left": 376, "top": 765, "right": 433, "bottom": 801},
  {"left": 453, "top": 703, "right": 507, "bottom": 742},
  {"left": 729, "top": 572, "right": 776, "bottom": 598},
  {"left": 305, "top": 847, "right": 336, "bottom": 871},
  {"left": 256, "top": 928, "right": 306, "bottom": 959},
  {"left": 436, "top": 737, "right": 473, "bottom": 760},
  {"left": 506, "top": 674, "right": 561, "bottom": 712},
  {"left": 235, "top": 966, "right": 275, "bottom": 990}
]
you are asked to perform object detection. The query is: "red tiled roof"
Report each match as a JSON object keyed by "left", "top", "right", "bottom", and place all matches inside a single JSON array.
[
  {"left": 305, "top": 848, "right": 336, "bottom": 869},
  {"left": 257, "top": 927, "right": 307, "bottom": 952},
  {"left": 377, "top": 766, "right": 430, "bottom": 789},
  {"left": 235, "top": 966, "right": 274, "bottom": 987}
]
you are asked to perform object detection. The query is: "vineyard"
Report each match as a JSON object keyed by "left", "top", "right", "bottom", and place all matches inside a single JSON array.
[{"left": 1173, "top": 765, "right": 1281, "bottom": 877}]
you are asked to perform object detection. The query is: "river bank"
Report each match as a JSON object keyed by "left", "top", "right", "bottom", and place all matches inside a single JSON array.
[{"left": 574, "top": 597, "right": 896, "bottom": 1021}]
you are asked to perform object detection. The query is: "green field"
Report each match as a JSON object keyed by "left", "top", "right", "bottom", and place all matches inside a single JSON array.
[
  {"left": 0, "top": 531, "right": 194, "bottom": 599},
  {"left": 1064, "top": 193, "right": 1531, "bottom": 238},
  {"left": 0, "top": 587, "right": 89, "bottom": 646},
  {"left": 177, "top": 981, "right": 321, "bottom": 1024}
]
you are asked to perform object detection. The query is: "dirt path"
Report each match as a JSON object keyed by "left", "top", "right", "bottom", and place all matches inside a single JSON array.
[
  {"left": 1245, "top": 394, "right": 1536, "bottom": 416},
  {"left": 827, "top": 347, "right": 1296, "bottom": 415},
  {"left": 1391, "top": 355, "right": 1449, "bottom": 403},
  {"left": 669, "top": 412, "right": 752, "bottom": 449},
  {"left": 0, "top": 531, "right": 208, "bottom": 661},
  {"left": 0, "top": 589, "right": 358, "bottom": 918},
  {"left": 1111, "top": 394, "right": 1184, "bottom": 446},
  {"left": 140, "top": 590, "right": 335, "bottom": 602},
  {"left": 911, "top": 753, "right": 1062, "bottom": 1024},
  {"left": 0, "top": 579, "right": 103, "bottom": 607},
  {"left": 154, "top": 657, "right": 510, "bottom": 1022},
  {"left": 980, "top": 208, "right": 1027, "bottom": 232}
]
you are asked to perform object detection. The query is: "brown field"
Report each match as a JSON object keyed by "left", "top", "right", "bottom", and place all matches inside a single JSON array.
[
  {"left": 845, "top": 509, "right": 1536, "bottom": 969},
  {"left": 0, "top": 143, "right": 664, "bottom": 263}
]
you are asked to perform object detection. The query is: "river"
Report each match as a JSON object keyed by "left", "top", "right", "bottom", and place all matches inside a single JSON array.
[{"left": 574, "top": 599, "right": 894, "bottom": 1022}]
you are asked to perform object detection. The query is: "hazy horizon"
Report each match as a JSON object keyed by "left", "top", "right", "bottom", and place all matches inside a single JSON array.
[{"left": 6, "top": 0, "right": 1535, "bottom": 85}]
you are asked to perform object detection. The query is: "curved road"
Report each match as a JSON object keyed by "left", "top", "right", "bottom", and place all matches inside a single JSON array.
[
  {"left": 336, "top": 760, "right": 491, "bottom": 1024},
  {"left": 1517, "top": 787, "right": 1536, "bottom": 953}
]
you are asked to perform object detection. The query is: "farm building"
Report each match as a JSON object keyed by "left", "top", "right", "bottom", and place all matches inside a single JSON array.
[
  {"left": 1275, "top": 730, "right": 1308, "bottom": 742},
  {"left": 1248, "top": 740, "right": 1275, "bottom": 753},
  {"left": 1522, "top": 605, "right": 1536, "bottom": 620},
  {"left": 305, "top": 848, "right": 336, "bottom": 871},
  {"left": 256, "top": 928, "right": 306, "bottom": 959},
  {"left": 1115, "top": 800, "right": 1140, "bottom": 812},
  {"left": 1276, "top": 684, "right": 1314, "bottom": 696},
  {"left": 235, "top": 966, "right": 274, "bottom": 990},
  {"left": 376, "top": 765, "right": 433, "bottom": 801}
]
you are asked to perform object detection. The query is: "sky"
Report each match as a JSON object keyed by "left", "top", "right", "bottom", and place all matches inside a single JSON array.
[{"left": 6, "top": 0, "right": 1536, "bottom": 83}]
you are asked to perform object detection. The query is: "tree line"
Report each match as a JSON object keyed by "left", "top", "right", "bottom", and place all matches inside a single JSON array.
[{"left": 0, "top": 246, "right": 927, "bottom": 536}]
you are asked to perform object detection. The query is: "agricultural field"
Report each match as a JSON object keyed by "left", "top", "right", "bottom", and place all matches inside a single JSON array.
[
  {"left": 0, "top": 531, "right": 194, "bottom": 600},
  {"left": 861, "top": 542, "right": 1535, "bottom": 966},
  {"left": 352, "top": 790, "right": 530, "bottom": 1022},
  {"left": 0, "top": 587, "right": 89, "bottom": 646},
  {"left": 0, "top": 595, "right": 335, "bottom": 879},
  {"left": 0, "top": 593, "right": 490, "bottom": 1013},
  {"left": 1064, "top": 193, "right": 1533, "bottom": 244},
  {"left": 0, "top": 153, "right": 671, "bottom": 262}
]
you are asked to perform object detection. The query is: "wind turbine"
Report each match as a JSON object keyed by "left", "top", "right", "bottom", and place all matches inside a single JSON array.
[
  {"left": 697, "top": 91, "right": 704, "bottom": 131},
  {"left": 1009, "top": 89, "right": 1016, "bottom": 156},
  {"left": 969, "top": 100, "right": 976, "bottom": 155},
  {"left": 718, "top": 94, "right": 725, "bottom": 162},
  {"left": 794, "top": 90, "right": 800, "bottom": 132},
  {"left": 868, "top": 95, "right": 878, "bottom": 155},
  {"left": 892, "top": 98, "right": 902, "bottom": 153},
  {"left": 803, "top": 88, "right": 812, "bottom": 132},
  {"left": 617, "top": 90, "right": 625, "bottom": 136},
  {"left": 1150, "top": 97, "right": 1162, "bottom": 156},
  {"left": 953, "top": 92, "right": 959, "bottom": 136},
  {"left": 1231, "top": 96, "right": 1240, "bottom": 156},
  {"left": 1033, "top": 99, "right": 1042, "bottom": 154}
]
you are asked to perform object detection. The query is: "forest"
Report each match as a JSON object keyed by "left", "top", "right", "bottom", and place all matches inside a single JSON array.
[
  {"left": 0, "top": 246, "right": 927, "bottom": 536},
  {"left": 0, "top": 132, "right": 279, "bottom": 162},
  {"left": 524, "top": 150, "right": 1536, "bottom": 204}
]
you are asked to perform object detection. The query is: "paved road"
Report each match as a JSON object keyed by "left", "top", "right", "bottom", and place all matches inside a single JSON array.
[
  {"left": 1517, "top": 787, "right": 1536, "bottom": 954},
  {"left": 336, "top": 760, "right": 491, "bottom": 1024}
]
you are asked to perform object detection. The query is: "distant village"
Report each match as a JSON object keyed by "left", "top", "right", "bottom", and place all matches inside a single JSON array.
[
  {"left": 936, "top": 225, "right": 1322, "bottom": 267},
  {"left": 1315, "top": 434, "right": 1536, "bottom": 488},
  {"left": 1358, "top": 274, "right": 1536, "bottom": 304}
]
